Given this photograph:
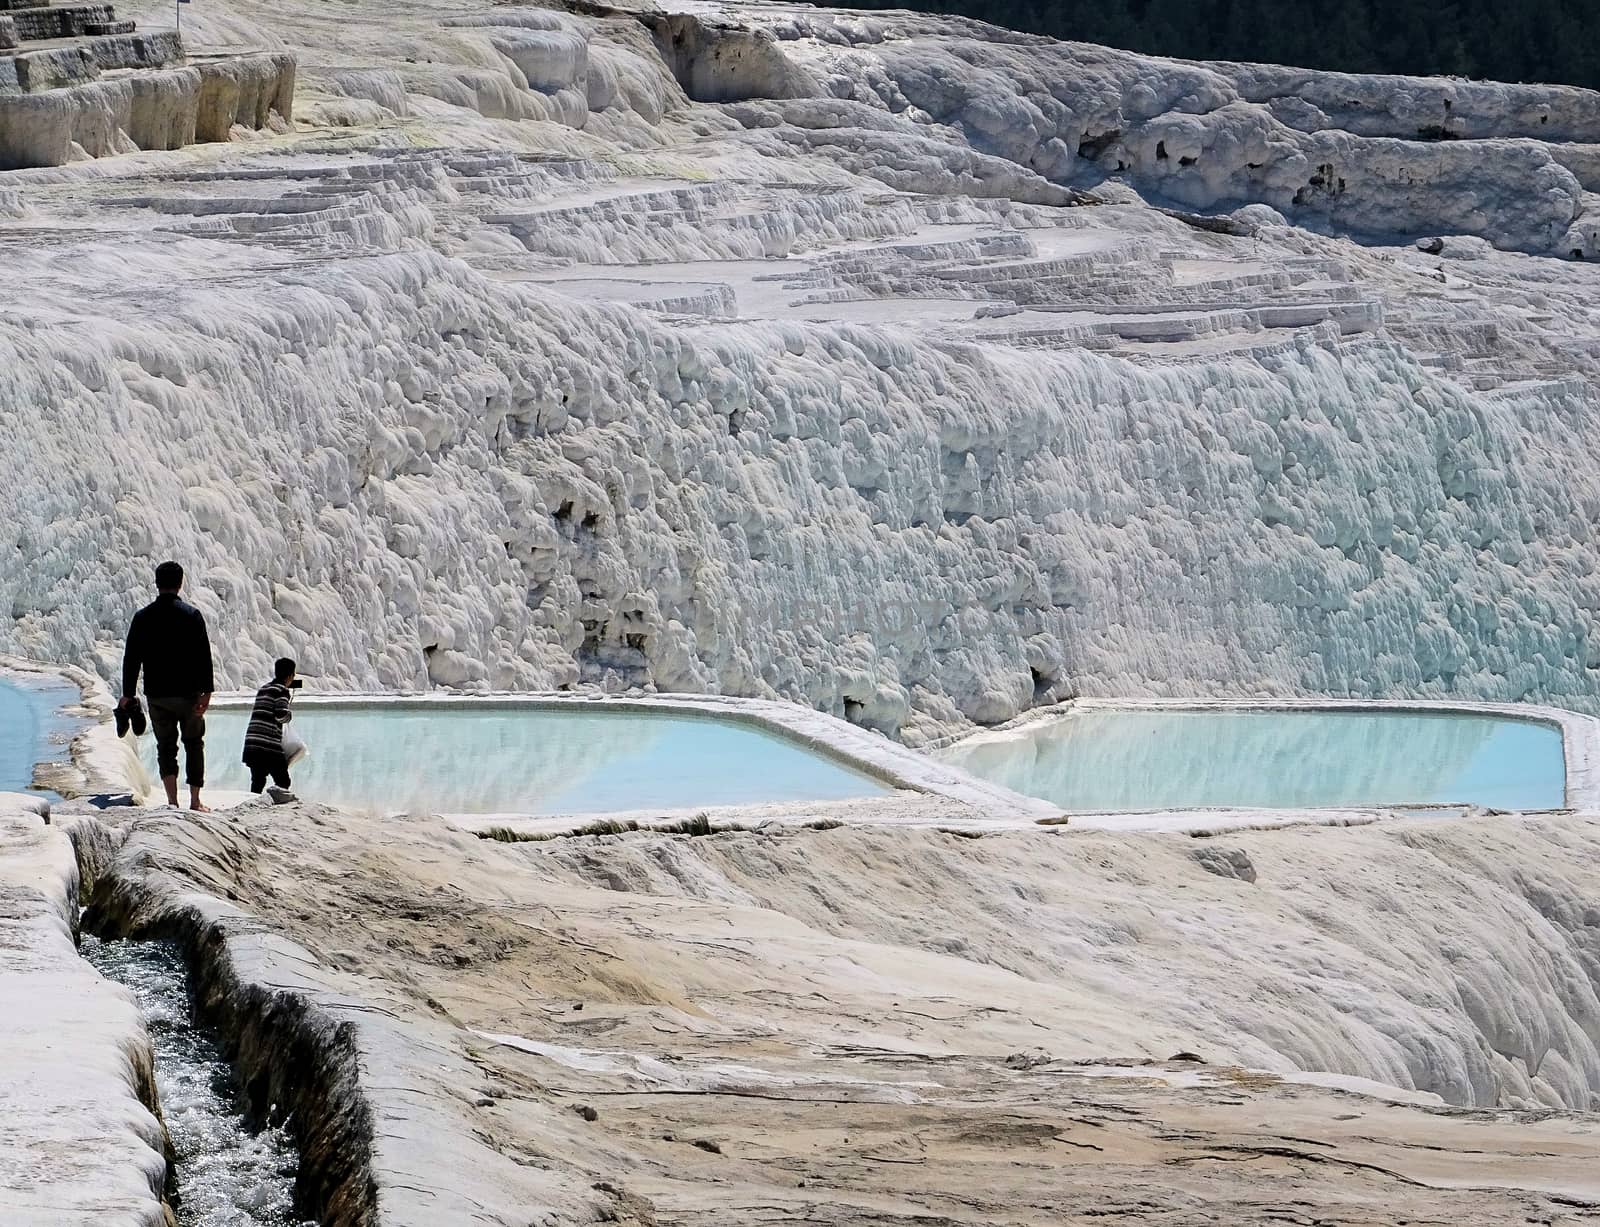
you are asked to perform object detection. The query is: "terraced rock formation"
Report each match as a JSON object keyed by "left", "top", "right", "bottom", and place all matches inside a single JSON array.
[
  {"left": 5, "top": 4, "right": 1600, "bottom": 745},
  {"left": 6, "top": 5, "right": 1600, "bottom": 1218},
  {"left": 0, "top": 0, "right": 293, "bottom": 168}
]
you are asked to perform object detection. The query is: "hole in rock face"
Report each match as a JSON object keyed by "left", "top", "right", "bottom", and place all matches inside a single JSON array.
[
  {"left": 842, "top": 698, "right": 864, "bottom": 723},
  {"left": 1076, "top": 129, "right": 1120, "bottom": 160},
  {"left": 79, "top": 936, "right": 314, "bottom": 1227},
  {"left": 1155, "top": 140, "right": 1168, "bottom": 161},
  {"left": 247, "top": 1070, "right": 273, "bottom": 1120}
]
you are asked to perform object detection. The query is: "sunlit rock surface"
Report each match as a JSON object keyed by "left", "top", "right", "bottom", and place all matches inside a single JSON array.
[
  {"left": 0, "top": 810, "right": 169, "bottom": 1227},
  {"left": 4, "top": 0, "right": 1600, "bottom": 746},
  {"left": 62, "top": 800, "right": 1600, "bottom": 1224},
  {"left": 9, "top": 4, "right": 1600, "bottom": 1220}
]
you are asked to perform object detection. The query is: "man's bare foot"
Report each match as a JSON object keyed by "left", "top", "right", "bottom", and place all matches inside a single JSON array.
[{"left": 190, "top": 798, "right": 212, "bottom": 813}]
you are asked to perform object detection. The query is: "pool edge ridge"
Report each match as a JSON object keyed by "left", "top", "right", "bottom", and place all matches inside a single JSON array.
[{"left": 1554, "top": 708, "right": 1600, "bottom": 812}]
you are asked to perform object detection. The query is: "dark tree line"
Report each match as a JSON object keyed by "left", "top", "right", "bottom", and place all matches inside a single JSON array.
[{"left": 849, "top": 0, "right": 1600, "bottom": 91}]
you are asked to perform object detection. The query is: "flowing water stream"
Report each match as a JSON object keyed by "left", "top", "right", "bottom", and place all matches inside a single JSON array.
[{"left": 80, "top": 933, "right": 314, "bottom": 1227}]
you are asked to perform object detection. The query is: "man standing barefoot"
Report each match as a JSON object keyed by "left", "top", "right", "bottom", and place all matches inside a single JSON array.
[{"left": 120, "top": 561, "right": 215, "bottom": 811}]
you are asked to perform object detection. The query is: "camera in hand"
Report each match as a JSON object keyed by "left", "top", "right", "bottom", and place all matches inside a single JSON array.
[{"left": 288, "top": 679, "right": 304, "bottom": 689}]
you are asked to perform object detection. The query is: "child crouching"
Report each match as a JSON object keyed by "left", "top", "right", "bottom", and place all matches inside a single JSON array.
[{"left": 243, "top": 657, "right": 298, "bottom": 796}]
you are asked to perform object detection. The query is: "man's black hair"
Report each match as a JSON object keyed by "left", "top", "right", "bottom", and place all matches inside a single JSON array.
[
  {"left": 274, "top": 657, "right": 297, "bottom": 683},
  {"left": 155, "top": 561, "right": 184, "bottom": 591}
]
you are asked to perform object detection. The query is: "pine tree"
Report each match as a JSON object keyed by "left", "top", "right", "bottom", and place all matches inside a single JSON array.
[{"left": 843, "top": 0, "right": 1600, "bottom": 90}]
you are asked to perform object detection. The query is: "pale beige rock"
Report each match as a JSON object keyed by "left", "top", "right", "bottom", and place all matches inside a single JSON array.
[
  {"left": 67, "top": 800, "right": 1600, "bottom": 1224},
  {"left": 0, "top": 810, "right": 170, "bottom": 1227}
]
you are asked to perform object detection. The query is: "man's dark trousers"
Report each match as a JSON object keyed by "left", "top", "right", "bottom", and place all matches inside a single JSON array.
[
  {"left": 149, "top": 696, "right": 205, "bottom": 787},
  {"left": 244, "top": 751, "right": 290, "bottom": 794}
]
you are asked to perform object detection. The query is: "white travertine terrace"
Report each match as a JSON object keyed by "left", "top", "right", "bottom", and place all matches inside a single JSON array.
[
  {"left": 0, "top": 0, "right": 295, "bottom": 170},
  {"left": 718, "top": 4, "right": 1600, "bottom": 256},
  {"left": 8, "top": 3, "right": 1600, "bottom": 1220},
  {"left": 6, "top": 0, "right": 1600, "bottom": 743}
]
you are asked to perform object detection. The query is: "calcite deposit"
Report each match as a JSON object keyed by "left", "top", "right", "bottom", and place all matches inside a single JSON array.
[
  {"left": 6, "top": 0, "right": 1600, "bottom": 743},
  {"left": 6, "top": 1, "right": 1600, "bottom": 1220},
  {"left": 0, "top": 0, "right": 294, "bottom": 169}
]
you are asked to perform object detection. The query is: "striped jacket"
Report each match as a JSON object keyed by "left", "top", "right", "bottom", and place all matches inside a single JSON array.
[{"left": 242, "top": 681, "right": 293, "bottom": 759}]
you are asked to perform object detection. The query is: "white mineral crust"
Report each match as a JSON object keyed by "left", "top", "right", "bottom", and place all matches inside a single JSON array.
[{"left": 3, "top": 0, "right": 1600, "bottom": 744}]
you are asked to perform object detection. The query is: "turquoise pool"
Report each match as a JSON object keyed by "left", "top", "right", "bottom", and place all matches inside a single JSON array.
[
  {"left": 0, "top": 673, "right": 82, "bottom": 799},
  {"left": 145, "top": 703, "right": 893, "bottom": 815},
  {"left": 941, "top": 708, "right": 1567, "bottom": 812}
]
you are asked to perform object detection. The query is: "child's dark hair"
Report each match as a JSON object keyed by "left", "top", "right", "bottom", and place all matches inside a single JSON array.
[{"left": 274, "top": 657, "right": 297, "bottom": 683}]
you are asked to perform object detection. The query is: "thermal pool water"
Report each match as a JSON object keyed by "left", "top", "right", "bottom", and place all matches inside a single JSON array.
[
  {"left": 0, "top": 673, "right": 81, "bottom": 799},
  {"left": 147, "top": 703, "right": 893, "bottom": 814},
  {"left": 942, "top": 708, "right": 1566, "bottom": 812}
]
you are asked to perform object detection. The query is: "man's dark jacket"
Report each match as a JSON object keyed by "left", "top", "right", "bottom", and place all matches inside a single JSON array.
[{"left": 122, "top": 593, "right": 215, "bottom": 699}]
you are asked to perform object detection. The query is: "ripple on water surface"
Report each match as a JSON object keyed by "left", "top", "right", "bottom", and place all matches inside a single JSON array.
[{"left": 80, "top": 935, "right": 314, "bottom": 1227}]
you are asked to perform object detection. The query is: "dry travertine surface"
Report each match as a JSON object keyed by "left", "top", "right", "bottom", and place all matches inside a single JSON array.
[{"left": 78, "top": 800, "right": 1600, "bottom": 1225}]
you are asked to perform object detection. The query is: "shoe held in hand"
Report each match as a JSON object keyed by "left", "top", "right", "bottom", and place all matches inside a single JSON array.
[{"left": 115, "top": 698, "right": 148, "bottom": 739}]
